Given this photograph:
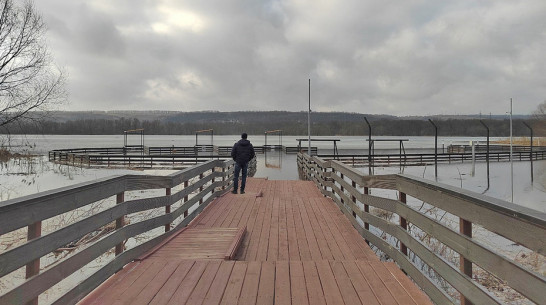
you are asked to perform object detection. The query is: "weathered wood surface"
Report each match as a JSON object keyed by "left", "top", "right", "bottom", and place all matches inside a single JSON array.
[
  {"left": 79, "top": 178, "right": 433, "bottom": 305},
  {"left": 297, "top": 152, "right": 546, "bottom": 305},
  {"left": 0, "top": 160, "right": 229, "bottom": 235},
  {"left": 144, "top": 227, "right": 245, "bottom": 260},
  {"left": 0, "top": 160, "right": 234, "bottom": 305}
]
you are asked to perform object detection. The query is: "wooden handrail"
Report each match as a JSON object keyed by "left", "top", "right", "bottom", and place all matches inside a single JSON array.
[
  {"left": 0, "top": 160, "right": 234, "bottom": 305},
  {"left": 297, "top": 152, "right": 546, "bottom": 305}
]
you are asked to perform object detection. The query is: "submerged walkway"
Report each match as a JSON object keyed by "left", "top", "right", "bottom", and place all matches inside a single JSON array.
[{"left": 79, "top": 178, "right": 432, "bottom": 305}]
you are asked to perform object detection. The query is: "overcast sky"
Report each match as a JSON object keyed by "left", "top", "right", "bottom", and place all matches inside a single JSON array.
[{"left": 34, "top": 0, "right": 546, "bottom": 115}]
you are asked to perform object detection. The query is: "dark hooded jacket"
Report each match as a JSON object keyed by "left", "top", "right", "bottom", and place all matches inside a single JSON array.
[{"left": 231, "top": 139, "right": 255, "bottom": 166}]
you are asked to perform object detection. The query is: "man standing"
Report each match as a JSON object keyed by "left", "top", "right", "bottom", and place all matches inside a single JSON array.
[{"left": 231, "top": 133, "right": 255, "bottom": 194}]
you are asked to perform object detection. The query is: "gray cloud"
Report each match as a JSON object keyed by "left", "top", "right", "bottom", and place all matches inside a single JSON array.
[{"left": 35, "top": 0, "right": 546, "bottom": 115}]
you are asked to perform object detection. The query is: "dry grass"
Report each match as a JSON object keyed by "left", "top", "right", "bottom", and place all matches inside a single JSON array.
[{"left": 492, "top": 137, "right": 545, "bottom": 146}]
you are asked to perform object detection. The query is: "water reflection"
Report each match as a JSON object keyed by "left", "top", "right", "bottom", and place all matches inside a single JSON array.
[{"left": 255, "top": 150, "right": 299, "bottom": 180}]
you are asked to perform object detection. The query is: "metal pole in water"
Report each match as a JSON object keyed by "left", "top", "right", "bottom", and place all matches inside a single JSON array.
[
  {"left": 510, "top": 98, "right": 514, "bottom": 203},
  {"left": 522, "top": 122, "right": 533, "bottom": 183},
  {"left": 308, "top": 78, "right": 311, "bottom": 156},
  {"left": 364, "top": 117, "right": 372, "bottom": 175},
  {"left": 428, "top": 119, "right": 438, "bottom": 180},
  {"left": 471, "top": 140, "right": 475, "bottom": 176},
  {"left": 480, "top": 120, "right": 490, "bottom": 190}
]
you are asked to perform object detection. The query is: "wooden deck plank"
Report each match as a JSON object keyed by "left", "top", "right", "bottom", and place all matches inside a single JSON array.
[
  {"left": 370, "top": 263, "right": 418, "bottom": 305},
  {"left": 290, "top": 261, "right": 309, "bottom": 305},
  {"left": 277, "top": 196, "right": 289, "bottom": 261},
  {"left": 243, "top": 196, "right": 266, "bottom": 260},
  {"left": 219, "top": 262, "right": 247, "bottom": 305},
  {"left": 256, "top": 261, "right": 275, "bottom": 305},
  {"left": 129, "top": 261, "right": 180, "bottom": 305},
  {"left": 267, "top": 197, "right": 280, "bottom": 261},
  {"left": 297, "top": 197, "right": 324, "bottom": 260},
  {"left": 342, "top": 261, "right": 381, "bottom": 305},
  {"left": 218, "top": 196, "right": 244, "bottom": 227},
  {"left": 308, "top": 198, "right": 345, "bottom": 260},
  {"left": 302, "top": 261, "right": 327, "bottom": 305},
  {"left": 256, "top": 193, "right": 273, "bottom": 261},
  {"left": 234, "top": 196, "right": 257, "bottom": 229},
  {"left": 322, "top": 197, "right": 367, "bottom": 260},
  {"left": 304, "top": 198, "right": 333, "bottom": 260},
  {"left": 286, "top": 198, "right": 301, "bottom": 260},
  {"left": 274, "top": 261, "right": 291, "bottom": 305},
  {"left": 185, "top": 261, "right": 222, "bottom": 305},
  {"left": 384, "top": 262, "right": 432, "bottom": 305},
  {"left": 89, "top": 260, "right": 154, "bottom": 305},
  {"left": 328, "top": 204, "right": 376, "bottom": 260},
  {"left": 150, "top": 228, "right": 242, "bottom": 261},
  {"left": 315, "top": 261, "right": 345, "bottom": 305},
  {"left": 330, "top": 261, "right": 363, "bottom": 305},
  {"left": 356, "top": 260, "right": 399, "bottom": 305},
  {"left": 211, "top": 195, "right": 237, "bottom": 227},
  {"left": 235, "top": 195, "right": 262, "bottom": 260},
  {"left": 202, "top": 261, "right": 235, "bottom": 305},
  {"left": 228, "top": 196, "right": 250, "bottom": 228},
  {"left": 293, "top": 199, "right": 311, "bottom": 260},
  {"left": 149, "top": 261, "right": 196, "bottom": 305},
  {"left": 312, "top": 197, "right": 356, "bottom": 260},
  {"left": 166, "top": 261, "right": 208, "bottom": 305},
  {"left": 238, "top": 261, "right": 261, "bottom": 305},
  {"left": 195, "top": 195, "right": 230, "bottom": 227}
]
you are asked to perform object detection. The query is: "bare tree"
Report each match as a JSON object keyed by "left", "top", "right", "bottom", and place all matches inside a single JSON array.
[
  {"left": 533, "top": 100, "right": 546, "bottom": 136},
  {"left": 0, "top": 0, "right": 65, "bottom": 130}
]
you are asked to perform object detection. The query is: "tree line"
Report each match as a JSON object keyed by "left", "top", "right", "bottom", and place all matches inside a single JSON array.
[{"left": 3, "top": 116, "right": 543, "bottom": 137}]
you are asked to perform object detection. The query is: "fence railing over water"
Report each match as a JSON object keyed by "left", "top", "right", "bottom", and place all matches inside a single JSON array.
[
  {"left": 297, "top": 152, "right": 546, "bottom": 305},
  {"left": 0, "top": 160, "right": 234, "bottom": 305},
  {"left": 318, "top": 149, "right": 546, "bottom": 167}
]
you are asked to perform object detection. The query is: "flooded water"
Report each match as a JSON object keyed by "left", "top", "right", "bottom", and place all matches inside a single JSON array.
[
  {"left": 1, "top": 134, "right": 545, "bottom": 212},
  {"left": 1, "top": 134, "right": 544, "bottom": 304}
]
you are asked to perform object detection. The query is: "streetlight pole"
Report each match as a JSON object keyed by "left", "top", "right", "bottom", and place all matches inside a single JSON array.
[
  {"left": 510, "top": 98, "right": 514, "bottom": 203},
  {"left": 308, "top": 79, "right": 311, "bottom": 156}
]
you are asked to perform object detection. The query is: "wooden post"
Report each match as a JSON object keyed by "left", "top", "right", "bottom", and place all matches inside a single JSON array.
[
  {"left": 183, "top": 181, "right": 189, "bottom": 217},
  {"left": 165, "top": 188, "right": 171, "bottom": 232},
  {"left": 211, "top": 168, "right": 215, "bottom": 196},
  {"left": 26, "top": 221, "right": 42, "bottom": 305},
  {"left": 199, "top": 173, "right": 204, "bottom": 204},
  {"left": 340, "top": 172, "right": 345, "bottom": 204},
  {"left": 351, "top": 181, "right": 357, "bottom": 218},
  {"left": 364, "top": 187, "right": 370, "bottom": 244},
  {"left": 115, "top": 192, "right": 125, "bottom": 256},
  {"left": 460, "top": 218, "right": 473, "bottom": 305},
  {"left": 222, "top": 167, "right": 226, "bottom": 190},
  {"left": 399, "top": 192, "right": 408, "bottom": 256}
]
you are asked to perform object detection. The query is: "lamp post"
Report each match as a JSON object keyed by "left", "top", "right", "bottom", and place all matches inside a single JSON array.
[
  {"left": 308, "top": 79, "right": 311, "bottom": 156},
  {"left": 510, "top": 98, "right": 514, "bottom": 203}
]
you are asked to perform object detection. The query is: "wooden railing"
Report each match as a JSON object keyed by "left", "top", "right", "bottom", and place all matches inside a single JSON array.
[
  {"left": 297, "top": 153, "right": 546, "bottom": 305},
  {"left": 0, "top": 160, "right": 234, "bottom": 305}
]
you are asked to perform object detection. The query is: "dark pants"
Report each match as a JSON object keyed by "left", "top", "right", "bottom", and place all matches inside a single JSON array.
[{"left": 233, "top": 162, "right": 248, "bottom": 191}]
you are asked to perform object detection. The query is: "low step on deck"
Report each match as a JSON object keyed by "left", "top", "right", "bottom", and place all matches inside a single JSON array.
[{"left": 79, "top": 178, "right": 432, "bottom": 305}]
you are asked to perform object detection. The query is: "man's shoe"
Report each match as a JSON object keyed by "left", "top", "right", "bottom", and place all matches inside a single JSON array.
[
  {"left": 240, "top": 189, "right": 245, "bottom": 194},
  {"left": 231, "top": 190, "right": 237, "bottom": 194}
]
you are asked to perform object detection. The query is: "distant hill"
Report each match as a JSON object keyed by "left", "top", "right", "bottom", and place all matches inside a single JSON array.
[{"left": 3, "top": 111, "right": 541, "bottom": 136}]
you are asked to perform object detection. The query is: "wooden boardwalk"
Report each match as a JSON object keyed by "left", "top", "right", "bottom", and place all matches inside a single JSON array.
[{"left": 79, "top": 178, "right": 432, "bottom": 305}]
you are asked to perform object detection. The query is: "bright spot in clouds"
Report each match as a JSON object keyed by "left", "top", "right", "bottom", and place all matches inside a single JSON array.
[{"left": 35, "top": 0, "right": 546, "bottom": 115}]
